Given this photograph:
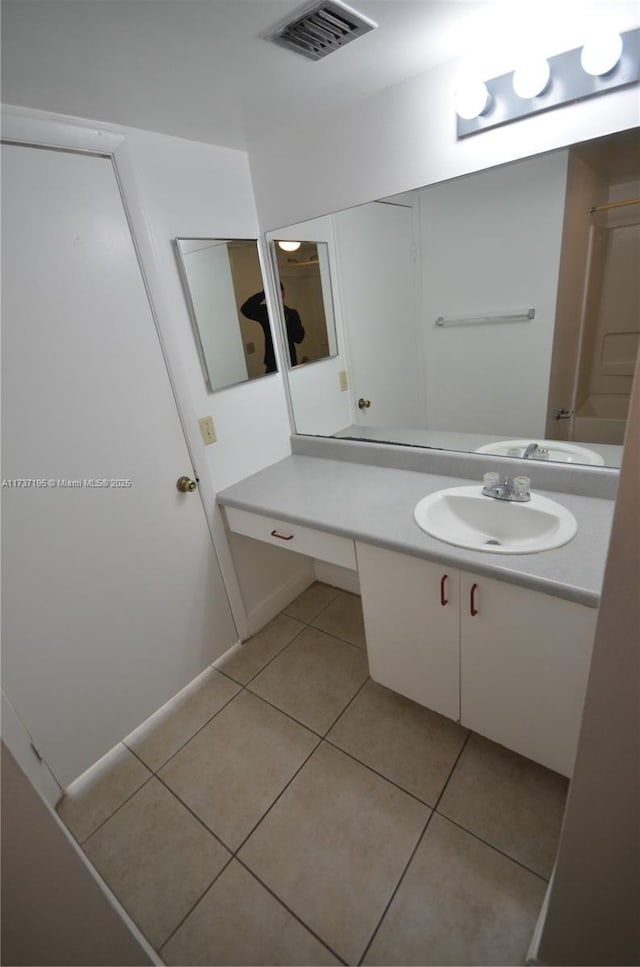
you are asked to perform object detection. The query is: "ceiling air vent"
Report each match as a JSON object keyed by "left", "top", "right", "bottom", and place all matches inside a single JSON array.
[{"left": 267, "top": 0, "right": 377, "bottom": 61}]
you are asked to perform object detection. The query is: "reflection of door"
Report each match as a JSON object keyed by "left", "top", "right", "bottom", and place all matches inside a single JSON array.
[
  {"left": 582, "top": 222, "right": 640, "bottom": 397},
  {"left": 334, "top": 202, "right": 424, "bottom": 428},
  {"left": 2, "top": 143, "right": 237, "bottom": 788}
]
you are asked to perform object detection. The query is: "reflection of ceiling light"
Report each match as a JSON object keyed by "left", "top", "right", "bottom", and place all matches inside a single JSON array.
[
  {"left": 580, "top": 31, "right": 623, "bottom": 76},
  {"left": 512, "top": 58, "right": 550, "bottom": 98},
  {"left": 277, "top": 240, "right": 301, "bottom": 252},
  {"left": 454, "top": 80, "right": 491, "bottom": 120}
]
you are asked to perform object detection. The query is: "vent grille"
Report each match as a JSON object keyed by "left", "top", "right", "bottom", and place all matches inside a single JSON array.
[{"left": 267, "top": 0, "right": 377, "bottom": 61}]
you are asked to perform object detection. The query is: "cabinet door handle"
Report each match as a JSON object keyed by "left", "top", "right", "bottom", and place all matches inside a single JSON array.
[
  {"left": 470, "top": 583, "right": 479, "bottom": 617},
  {"left": 440, "top": 574, "right": 448, "bottom": 606},
  {"left": 270, "top": 529, "right": 294, "bottom": 541}
]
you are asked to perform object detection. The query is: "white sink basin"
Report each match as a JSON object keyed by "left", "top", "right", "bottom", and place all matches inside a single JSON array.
[
  {"left": 475, "top": 439, "right": 604, "bottom": 465},
  {"left": 414, "top": 485, "right": 577, "bottom": 554}
]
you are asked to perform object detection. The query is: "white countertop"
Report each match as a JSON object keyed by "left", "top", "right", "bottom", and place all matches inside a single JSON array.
[{"left": 218, "top": 455, "right": 615, "bottom": 608}]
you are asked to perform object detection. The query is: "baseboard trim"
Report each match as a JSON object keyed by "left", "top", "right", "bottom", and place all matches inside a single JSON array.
[
  {"left": 526, "top": 873, "right": 554, "bottom": 966},
  {"left": 313, "top": 560, "right": 361, "bottom": 595}
]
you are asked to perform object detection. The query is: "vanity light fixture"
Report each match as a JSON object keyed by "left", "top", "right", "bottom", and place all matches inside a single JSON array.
[
  {"left": 277, "top": 240, "right": 302, "bottom": 252},
  {"left": 454, "top": 80, "right": 492, "bottom": 121},
  {"left": 512, "top": 58, "right": 550, "bottom": 99},
  {"left": 580, "top": 30, "right": 623, "bottom": 76},
  {"left": 457, "top": 26, "right": 639, "bottom": 137}
]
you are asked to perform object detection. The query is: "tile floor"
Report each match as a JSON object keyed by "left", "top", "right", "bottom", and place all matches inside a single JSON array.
[{"left": 57, "top": 583, "right": 569, "bottom": 966}]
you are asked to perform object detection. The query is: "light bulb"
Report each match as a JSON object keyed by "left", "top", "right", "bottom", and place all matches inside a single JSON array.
[
  {"left": 512, "top": 58, "right": 550, "bottom": 99},
  {"left": 277, "top": 240, "right": 301, "bottom": 252},
  {"left": 454, "top": 80, "right": 491, "bottom": 120},
  {"left": 580, "top": 31, "right": 623, "bottom": 76}
]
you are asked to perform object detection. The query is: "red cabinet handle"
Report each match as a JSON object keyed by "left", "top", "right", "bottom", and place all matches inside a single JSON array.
[
  {"left": 470, "top": 583, "right": 479, "bottom": 616},
  {"left": 270, "top": 529, "right": 294, "bottom": 541},
  {"left": 440, "top": 574, "right": 448, "bottom": 606}
]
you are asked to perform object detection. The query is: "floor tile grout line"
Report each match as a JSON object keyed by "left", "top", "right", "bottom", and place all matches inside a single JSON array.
[
  {"left": 241, "top": 617, "right": 366, "bottom": 695},
  {"left": 282, "top": 588, "right": 342, "bottom": 627},
  {"left": 157, "top": 853, "right": 235, "bottom": 955},
  {"left": 322, "top": 734, "right": 441, "bottom": 810},
  {"left": 431, "top": 730, "right": 472, "bottom": 812},
  {"left": 319, "top": 674, "right": 371, "bottom": 737},
  {"left": 233, "top": 738, "right": 323, "bottom": 855},
  {"left": 75, "top": 771, "right": 155, "bottom": 848},
  {"left": 307, "top": 621, "right": 368, "bottom": 653},
  {"left": 424, "top": 727, "right": 554, "bottom": 876},
  {"left": 242, "top": 686, "right": 325, "bottom": 740},
  {"left": 234, "top": 855, "right": 348, "bottom": 966},
  {"left": 236, "top": 621, "right": 310, "bottom": 689},
  {"left": 357, "top": 732, "right": 472, "bottom": 966},
  {"left": 432, "top": 811, "right": 551, "bottom": 883},
  {"left": 154, "top": 771, "right": 235, "bottom": 855},
  {"left": 357, "top": 804, "right": 437, "bottom": 966}
]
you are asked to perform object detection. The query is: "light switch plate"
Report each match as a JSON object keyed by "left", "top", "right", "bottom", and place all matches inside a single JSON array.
[
  {"left": 199, "top": 416, "right": 217, "bottom": 445},
  {"left": 339, "top": 370, "right": 348, "bottom": 392}
]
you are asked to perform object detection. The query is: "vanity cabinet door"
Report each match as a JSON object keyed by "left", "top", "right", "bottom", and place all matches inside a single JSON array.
[
  {"left": 356, "top": 542, "right": 460, "bottom": 721},
  {"left": 459, "top": 572, "right": 598, "bottom": 776}
]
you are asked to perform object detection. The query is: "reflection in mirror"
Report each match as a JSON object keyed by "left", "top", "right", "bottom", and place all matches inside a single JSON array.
[
  {"left": 275, "top": 129, "right": 639, "bottom": 469},
  {"left": 174, "top": 238, "right": 276, "bottom": 391},
  {"left": 272, "top": 240, "right": 338, "bottom": 367}
]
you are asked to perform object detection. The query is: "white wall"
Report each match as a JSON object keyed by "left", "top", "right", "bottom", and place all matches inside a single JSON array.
[
  {"left": 1, "top": 744, "right": 156, "bottom": 966},
  {"left": 121, "top": 125, "right": 293, "bottom": 493},
  {"left": 535, "top": 359, "right": 640, "bottom": 966},
  {"left": 419, "top": 150, "right": 568, "bottom": 437},
  {"left": 248, "top": 52, "right": 639, "bottom": 233}
]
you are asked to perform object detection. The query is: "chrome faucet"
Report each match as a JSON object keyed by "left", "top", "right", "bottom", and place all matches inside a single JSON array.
[
  {"left": 482, "top": 473, "right": 531, "bottom": 502},
  {"left": 522, "top": 443, "right": 540, "bottom": 459}
]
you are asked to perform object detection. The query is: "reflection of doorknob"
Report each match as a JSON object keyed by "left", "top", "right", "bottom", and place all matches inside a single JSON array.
[
  {"left": 176, "top": 476, "right": 197, "bottom": 493},
  {"left": 358, "top": 398, "right": 371, "bottom": 409}
]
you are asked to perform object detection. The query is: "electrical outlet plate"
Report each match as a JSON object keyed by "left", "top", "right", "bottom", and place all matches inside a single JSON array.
[
  {"left": 339, "top": 370, "right": 348, "bottom": 392},
  {"left": 199, "top": 416, "right": 217, "bottom": 445}
]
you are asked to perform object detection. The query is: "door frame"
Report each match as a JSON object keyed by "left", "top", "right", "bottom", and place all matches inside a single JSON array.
[{"left": 1, "top": 104, "right": 249, "bottom": 634}]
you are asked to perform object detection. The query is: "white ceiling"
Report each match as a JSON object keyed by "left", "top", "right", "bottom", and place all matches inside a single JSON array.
[{"left": 2, "top": 1, "right": 638, "bottom": 151}]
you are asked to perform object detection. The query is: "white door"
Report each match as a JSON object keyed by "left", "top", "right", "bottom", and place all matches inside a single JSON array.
[
  {"left": 334, "top": 203, "right": 425, "bottom": 428},
  {"left": 357, "top": 542, "right": 460, "bottom": 721},
  {"left": 2, "top": 143, "right": 238, "bottom": 787}
]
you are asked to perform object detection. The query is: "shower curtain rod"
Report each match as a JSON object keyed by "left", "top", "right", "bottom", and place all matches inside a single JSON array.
[{"left": 589, "top": 196, "right": 640, "bottom": 214}]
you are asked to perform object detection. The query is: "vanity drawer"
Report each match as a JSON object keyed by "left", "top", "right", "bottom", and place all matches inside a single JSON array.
[{"left": 225, "top": 507, "right": 356, "bottom": 569}]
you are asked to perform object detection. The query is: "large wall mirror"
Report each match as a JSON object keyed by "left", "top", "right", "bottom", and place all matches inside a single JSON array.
[
  {"left": 174, "top": 237, "right": 278, "bottom": 392},
  {"left": 274, "top": 128, "right": 640, "bottom": 469}
]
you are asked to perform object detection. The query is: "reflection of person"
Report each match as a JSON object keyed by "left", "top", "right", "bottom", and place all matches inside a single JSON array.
[{"left": 240, "top": 285, "right": 305, "bottom": 373}]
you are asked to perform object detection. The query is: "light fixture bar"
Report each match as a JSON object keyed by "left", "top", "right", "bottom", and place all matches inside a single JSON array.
[
  {"left": 435, "top": 308, "right": 535, "bottom": 328},
  {"left": 457, "top": 27, "right": 640, "bottom": 138}
]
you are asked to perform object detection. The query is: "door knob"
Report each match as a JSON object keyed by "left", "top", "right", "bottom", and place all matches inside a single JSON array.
[
  {"left": 358, "top": 398, "right": 371, "bottom": 409},
  {"left": 176, "top": 476, "right": 197, "bottom": 493}
]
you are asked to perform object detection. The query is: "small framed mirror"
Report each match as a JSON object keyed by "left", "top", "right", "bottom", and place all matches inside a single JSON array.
[
  {"left": 174, "top": 237, "right": 278, "bottom": 391},
  {"left": 272, "top": 240, "right": 339, "bottom": 368}
]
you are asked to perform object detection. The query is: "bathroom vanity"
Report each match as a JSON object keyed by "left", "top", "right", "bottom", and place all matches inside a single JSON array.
[{"left": 218, "top": 451, "right": 614, "bottom": 778}]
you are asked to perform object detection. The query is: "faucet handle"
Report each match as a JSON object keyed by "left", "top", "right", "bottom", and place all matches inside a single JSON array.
[
  {"left": 483, "top": 472, "right": 500, "bottom": 490},
  {"left": 512, "top": 475, "right": 531, "bottom": 498}
]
